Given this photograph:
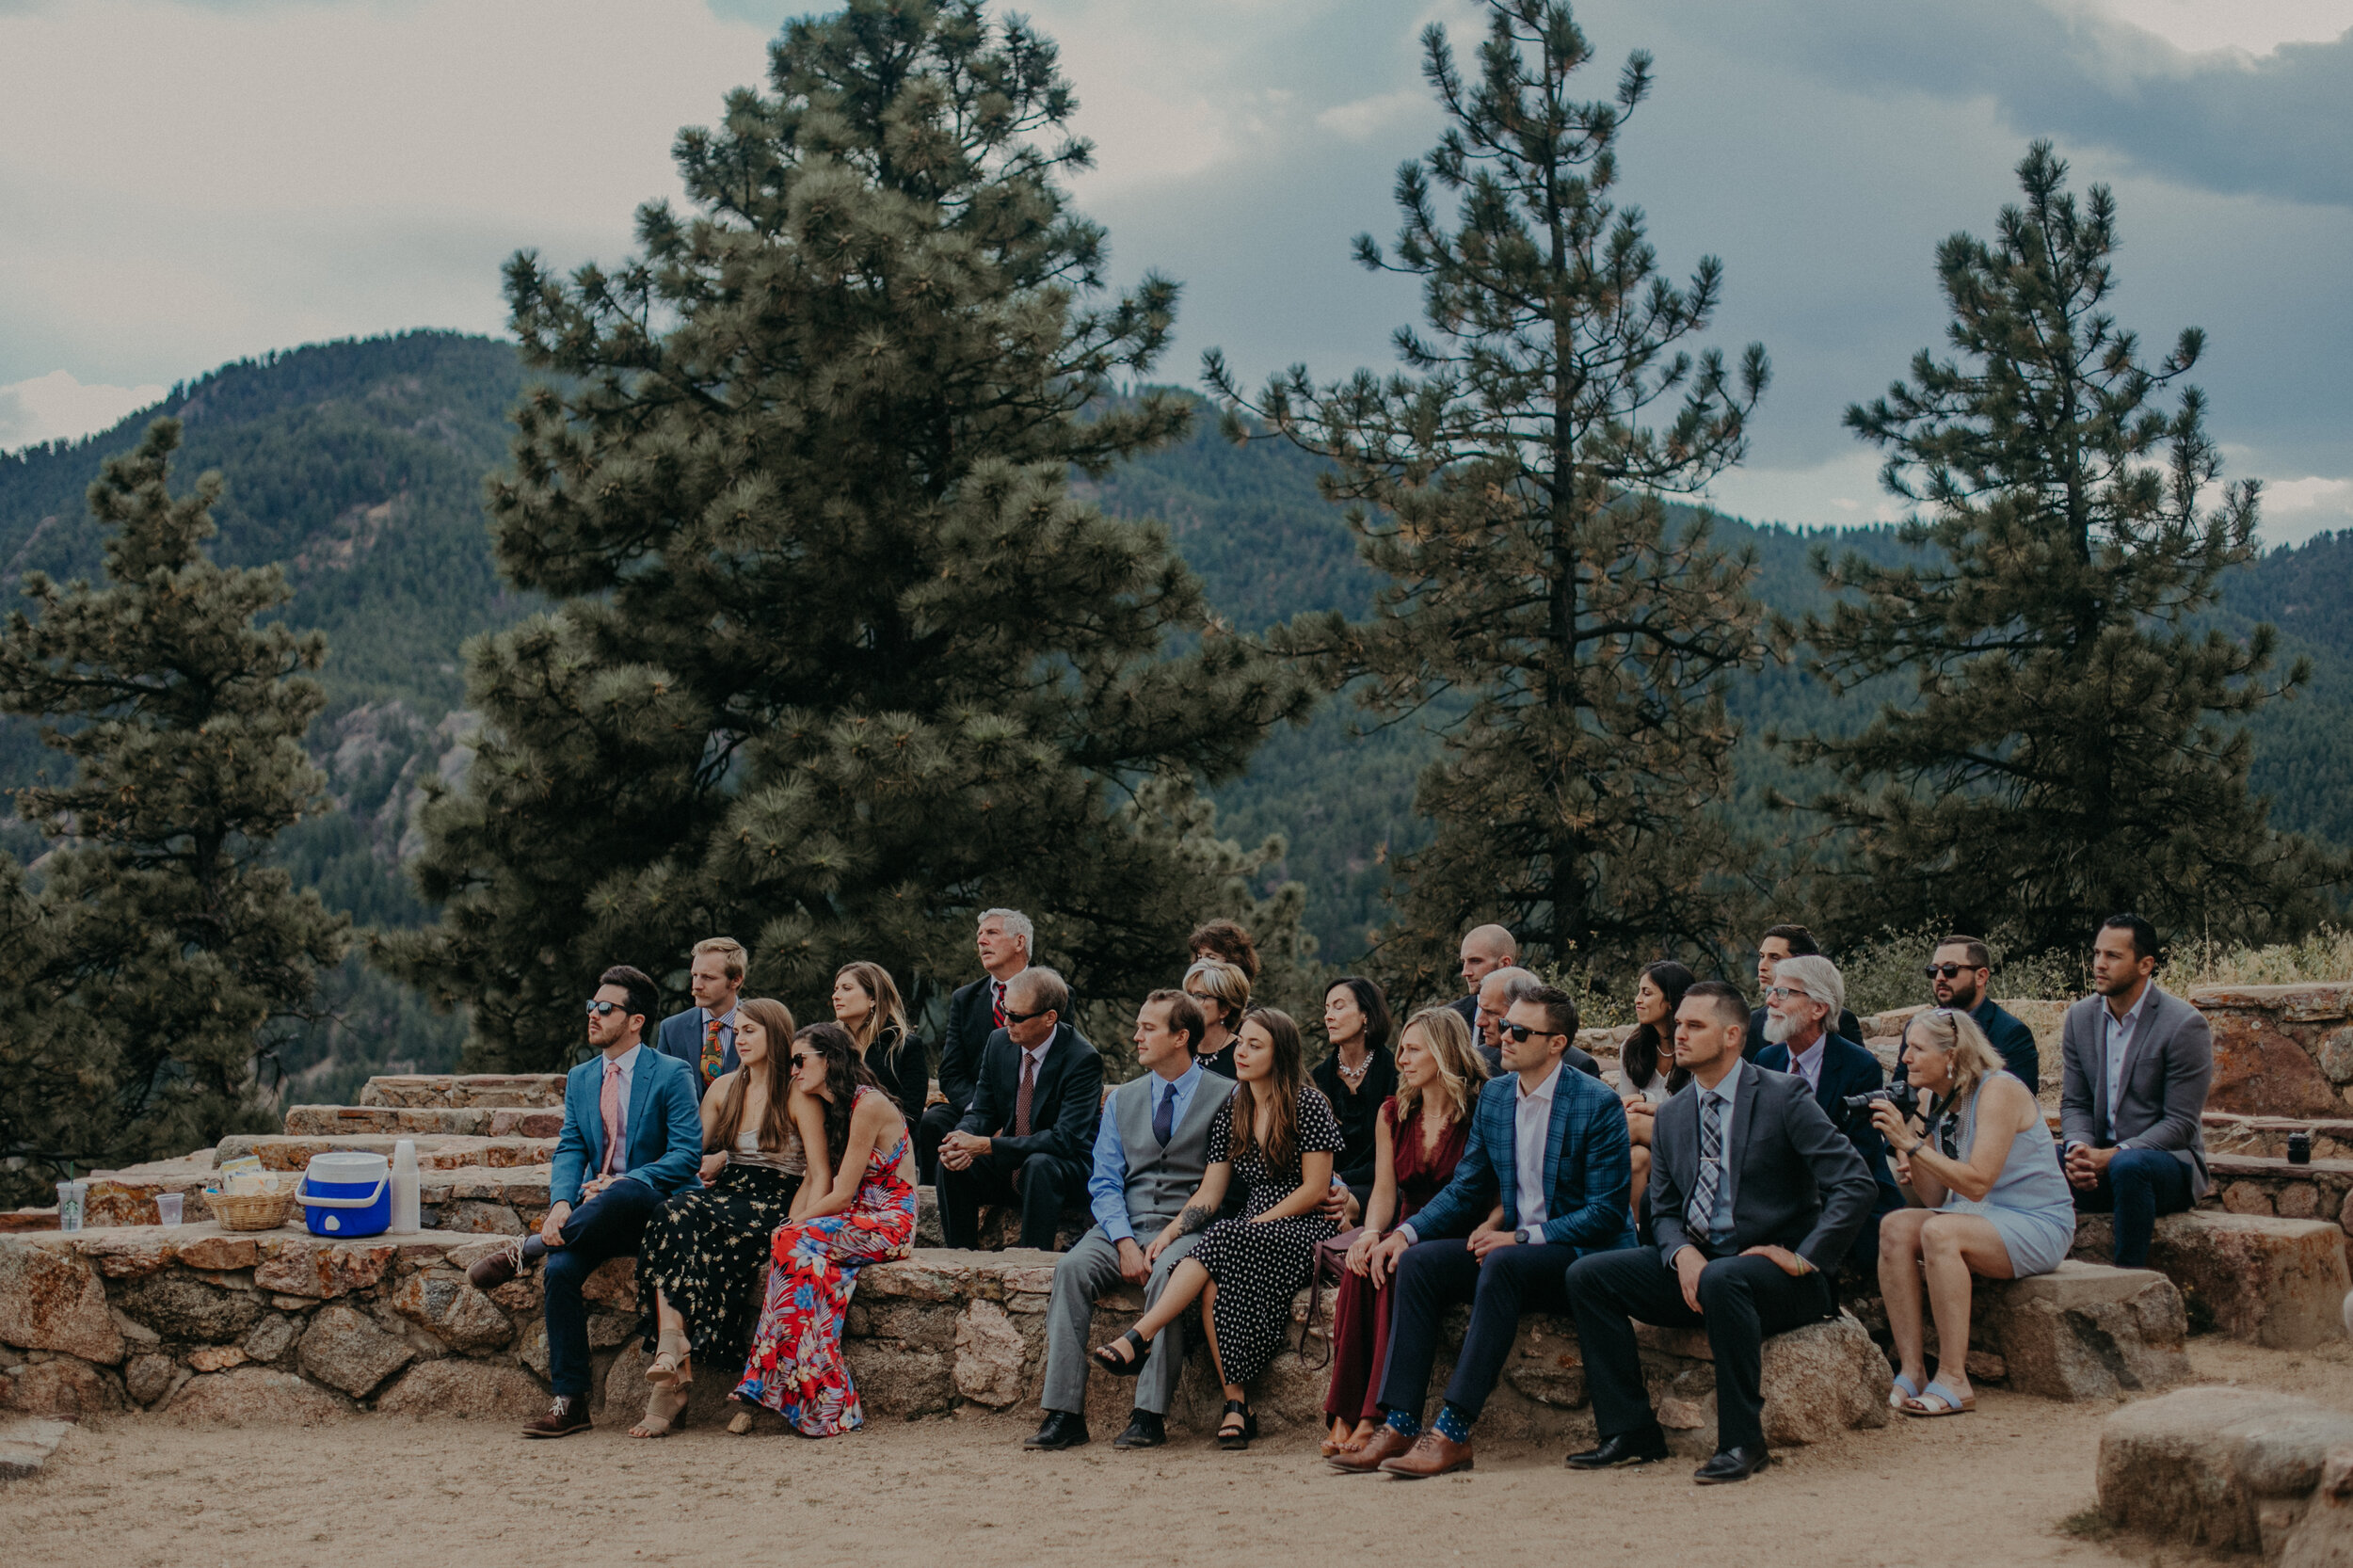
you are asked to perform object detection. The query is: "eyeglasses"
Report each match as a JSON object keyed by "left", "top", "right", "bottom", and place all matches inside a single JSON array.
[
  {"left": 584, "top": 1000, "right": 629, "bottom": 1017},
  {"left": 1922, "top": 964, "right": 1982, "bottom": 980},
  {"left": 1499, "top": 1022, "right": 1561, "bottom": 1044},
  {"left": 1762, "top": 985, "right": 1813, "bottom": 1002},
  {"left": 1004, "top": 1006, "right": 1053, "bottom": 1024}
]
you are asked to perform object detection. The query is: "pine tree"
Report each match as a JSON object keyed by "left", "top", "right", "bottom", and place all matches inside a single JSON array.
[
  {"left": 0, "top": 419, "right": 348, "bottom": 1176},
  {"left": 379, "top": 0, "right": 1309, "bottom": 1068},
  {"left": 1209, "top": 0, "right": 1769, "bottom": 996},
  {"left": 1783, "top": 142, "right": 2341, "bottom": 953}
]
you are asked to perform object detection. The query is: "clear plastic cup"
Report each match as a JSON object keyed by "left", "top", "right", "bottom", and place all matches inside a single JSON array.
[
  {"left": 56, "top": 1179, "right": 86, "bottom": 1233},
  {"left": 155, "top": 1192, "right": 184, "bottom": 1226}
]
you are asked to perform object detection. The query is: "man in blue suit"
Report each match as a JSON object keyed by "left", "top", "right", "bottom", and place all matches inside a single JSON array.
[
  {"left": 468, "top": 964, "right": 703, "bottom": 1438},
  {"left": 1753, "top": 954, "right": 1902, "bottom": 1268},
  {"left": 1332, "top": 984, "right": 1634, "bottom": 1479},
  {"left": 653, "top": 936, "right": 745, "bottom": 1093}
]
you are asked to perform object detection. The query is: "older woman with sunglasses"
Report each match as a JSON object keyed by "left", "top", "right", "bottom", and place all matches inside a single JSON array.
[{"left": 1871, "top": 1007, "right": 2074, "bottom": 1418}]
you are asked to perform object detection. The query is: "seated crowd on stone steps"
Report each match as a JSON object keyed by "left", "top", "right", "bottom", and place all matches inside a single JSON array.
[{"left": 463, "top": 907, "right": 2206, "bottom": 1485}]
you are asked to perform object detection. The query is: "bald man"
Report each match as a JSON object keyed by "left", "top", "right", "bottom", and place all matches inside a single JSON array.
[{"left": 1450, "top": 925, "right": 1517, "bottom": 1033}]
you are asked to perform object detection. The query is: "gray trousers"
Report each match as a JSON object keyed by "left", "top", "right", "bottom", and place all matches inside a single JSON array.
[{"left": 1042, "top": 1224, "right": 1200, "bottom": 1416}]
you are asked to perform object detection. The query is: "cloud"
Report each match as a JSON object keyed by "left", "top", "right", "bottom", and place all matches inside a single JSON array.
[
  {"left": 2260, "top": 474, "right": 2353, "bottom": 547},
  {"left": 1317, "top": 88, "right": 1429, "bottom": 142},
  {"left": 0, "top": 370, "right": 166, "bottom": 452}
]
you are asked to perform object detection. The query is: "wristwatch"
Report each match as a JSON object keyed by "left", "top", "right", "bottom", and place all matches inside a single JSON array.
[{"left": 1516, "top": 1226, "right": 1538, "bottom": 1245}]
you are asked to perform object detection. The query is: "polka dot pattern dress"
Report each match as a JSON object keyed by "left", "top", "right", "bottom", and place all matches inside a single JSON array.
[{"left": 1190, "top": 1083, "right": 1345, "bottom": 1386}]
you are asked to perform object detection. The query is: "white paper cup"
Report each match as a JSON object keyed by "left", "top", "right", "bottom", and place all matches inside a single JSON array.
[{"left": 155, "top": 1192, "right": 184, "bottom": 1226}]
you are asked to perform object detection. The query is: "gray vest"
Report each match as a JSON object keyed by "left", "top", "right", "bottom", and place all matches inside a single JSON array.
[{"left": 1112, "top": 1067, "right": 1231, "bottom": 1231}]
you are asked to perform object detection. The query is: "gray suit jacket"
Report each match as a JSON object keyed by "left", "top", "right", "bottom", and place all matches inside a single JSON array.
[
  {"left": 2057, "top": 985, "right": 2213, "bottom": 1197},
  {"left": 1647, "top": 1060, "right": 1876, "bottom": 1275}
]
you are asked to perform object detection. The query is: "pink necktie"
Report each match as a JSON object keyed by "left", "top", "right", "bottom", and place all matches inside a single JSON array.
[{"left": 600, "top": 1060, "right": 625, "bottom": 1177}]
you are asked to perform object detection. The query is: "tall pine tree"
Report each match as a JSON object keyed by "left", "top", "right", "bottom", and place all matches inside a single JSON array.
[
  {"left": 1783, "top": 143, "right": 2341, "bottom": 953},
  {"left": 1210, "top": 0, "right": 1769, "bottom": 995},
  {"left": 381, "top": 0, "right": 1309, "bottom": 1068},
  {"left": 0, "top": 419, "right": 347, "bottom": 1178}
]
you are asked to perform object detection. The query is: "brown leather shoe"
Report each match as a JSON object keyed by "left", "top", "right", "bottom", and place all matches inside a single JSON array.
[
  {"left": 1327, "top": 1422, "right": 1415, "bottom": 1474},
  {"left": 468, "top": 1235, "right": 533, "bottom": 1292},
  {"left": 1379, "top": 1431, "right": 1474, "bottom": 1479},
  {"left": 520, "top": 1395, "right": 591, "bottom": 1438}
]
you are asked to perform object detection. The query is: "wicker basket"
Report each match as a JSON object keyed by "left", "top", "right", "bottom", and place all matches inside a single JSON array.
[{"left": 204, "top": 1187, "right": 296, "bottom": 1231}]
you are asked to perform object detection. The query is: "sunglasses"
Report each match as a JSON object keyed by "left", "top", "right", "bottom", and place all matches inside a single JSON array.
[
  {"left": 1922, "top": 964, "right": 1983, "bottom": 980},
  {"left": 1499, "top": 1021, "right": 1561, "bottom": 1044},
  {"left": 790, "top": 1052, "right": 814, "bottom": 1070},
  {"left": 584, "top": 1000, "right": 631, "bottom": 1017},
  {"left": 1004, "top": 1006, "right": 1053, "bottom": 1024}
]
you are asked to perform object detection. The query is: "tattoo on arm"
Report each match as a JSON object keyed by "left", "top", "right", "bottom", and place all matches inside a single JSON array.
[{"left": 1176, "top": 1205, "right": 1212, "bottom": 1237}]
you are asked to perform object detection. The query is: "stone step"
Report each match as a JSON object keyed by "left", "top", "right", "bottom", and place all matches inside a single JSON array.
[
  {"left": 2072, "top": 1208, "right": 2351, "bottom": 1349},
  {"left": 2201, "top": 1151, "right": 2353, "bottom": 1231},
  {"left": 2098, "top": 1385, "right": 2353, "bottom": 1560},
  {"left": 2205, "top": 1111, "right": 2353, "bottom": 1161},
  {"left": 358, "top": 1075, "right": 565, "bottom": 1110},
  {"left": 282, "top": 1105, "right": 564, "bottom": 1139},
  {"left": 215, "top": 1133, "right": 557, "bottom": 1172},
  {"left": 1970, "top": 1260, "right": 2193, "bottom": 1400}
]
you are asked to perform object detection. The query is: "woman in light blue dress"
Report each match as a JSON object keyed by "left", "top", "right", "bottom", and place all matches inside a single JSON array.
[{"left": 1871, "top": 1006, "right": 2074, "bottom": 1418}]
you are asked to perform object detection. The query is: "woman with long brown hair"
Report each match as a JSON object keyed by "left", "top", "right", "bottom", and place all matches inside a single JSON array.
[
  {"left": 1321, "top": 1006, "right": 1483, "bottom": 1457},
  {"left": 831, "top": 960, "right": 928, "bottom": 1122},
  {"left": 1089, "top": 1007, "right": 1342, "bottom": 1450},
  {"left": 629, "top": 997, "right": 829, "bottom": 1438}
]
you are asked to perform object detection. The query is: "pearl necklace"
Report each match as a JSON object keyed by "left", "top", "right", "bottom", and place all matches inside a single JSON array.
[{"left": 1335, "top": 1053, "right": 1371, "bottom": 1086}]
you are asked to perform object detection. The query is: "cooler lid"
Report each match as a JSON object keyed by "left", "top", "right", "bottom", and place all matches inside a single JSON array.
[{"left": 305, "top": 1151, "right": 391, "bottom": 1183}]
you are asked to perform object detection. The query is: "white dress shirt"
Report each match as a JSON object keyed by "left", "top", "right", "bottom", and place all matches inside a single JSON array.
[
  {"left": 2102, "top": 986, "right": 2151, "bottom": 1141},
  {"left": 1513, "top": 1063, "right": 1563, "bottom": 1237}
]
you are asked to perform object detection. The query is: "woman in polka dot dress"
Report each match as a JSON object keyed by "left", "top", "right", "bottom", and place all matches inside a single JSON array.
[{"left": 1090, "top": 1006, "right": 1341, "bottom": 1449}]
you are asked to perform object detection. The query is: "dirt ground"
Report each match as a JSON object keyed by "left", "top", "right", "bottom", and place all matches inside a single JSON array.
[{"left": 9, "top": 1337, "right": 2350, "bottom": 1568}]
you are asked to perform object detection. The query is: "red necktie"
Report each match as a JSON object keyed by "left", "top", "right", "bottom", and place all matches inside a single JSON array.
[
  {"left": 1016, "top": 1049, "right": 1036, "bottom": 1138},
  {"left": 992, "top": 980, "right": 1007, "bottom": 1030}
]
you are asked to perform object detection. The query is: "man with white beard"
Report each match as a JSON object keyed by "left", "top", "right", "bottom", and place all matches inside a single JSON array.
[{"left": 1752, "top": 955, "right": 1903, "bottom": 1271}]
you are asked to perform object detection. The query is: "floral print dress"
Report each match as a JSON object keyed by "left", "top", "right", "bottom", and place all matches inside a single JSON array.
[{"left": 732, "top": 1089, "right": 917, "bottom": 1436}]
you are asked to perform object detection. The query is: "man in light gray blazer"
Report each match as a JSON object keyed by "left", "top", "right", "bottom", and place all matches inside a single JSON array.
[
  {"left": 1026, "top": 990, "right": 1231, "bottom": 1453},
  {"left": 2058, "top": 914, "right": 2213, "bottom": 1268}
]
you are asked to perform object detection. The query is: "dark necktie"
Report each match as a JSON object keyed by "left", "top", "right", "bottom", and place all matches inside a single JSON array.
[
  {"left": 1688, "top": 1091, "right": 1724, "bottom": 1242},
  {"left": 991, "top": 980, "right": 1007, "bottom": 1030},
  {"left": 1152, "top": 1080, "right": 1175, "bottom": 1146},
  {"left": 1016, "top": 1049, "right": 1036, "bottom": 1138}
]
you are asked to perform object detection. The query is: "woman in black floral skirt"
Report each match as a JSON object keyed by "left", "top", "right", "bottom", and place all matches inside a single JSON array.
[{"left": 629, "top": 996, "right": 830, "bottom": 1437}]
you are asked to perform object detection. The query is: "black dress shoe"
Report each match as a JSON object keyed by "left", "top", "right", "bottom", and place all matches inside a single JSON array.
[
  {"left": 1693, "top": 1445, "right": 1771, "bottom": 1484},
  {"left": 1023, "top": 1410, "right": 1090, "bottom": 1450},
  {"left": 1112, "top": 1410, "right": 1166, "bottom": 1448},
  {"left": 1565, "top": 1428, "right": 1673, "bottom": 1469}
]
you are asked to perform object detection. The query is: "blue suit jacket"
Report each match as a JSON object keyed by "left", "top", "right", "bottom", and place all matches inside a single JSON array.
[
  {"left": 1755, "top": 1032, "right": 1903, "bottom": 1216},
  {"left": 655, "top": 1007, "right": 737, "bottom": 1090},
  {"left": 1409, "top": 1063, "right": 1636, "bottom": 1254},
  {"left": 551, "top": 1047, "right": 705, "bottom": 1207}
]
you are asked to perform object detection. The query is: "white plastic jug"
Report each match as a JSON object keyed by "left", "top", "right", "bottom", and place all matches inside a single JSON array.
[{"left": 390, "top": 1138, "right": 421, "bottom": 1235}]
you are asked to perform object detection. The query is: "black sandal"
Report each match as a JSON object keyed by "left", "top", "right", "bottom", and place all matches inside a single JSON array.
[
  {"left": 1216, "top": 1399, "right": 1257, "bottom": 1451},
  {"left": 1091, "top": 1327, "right": 1150, "bottom": 1377}
]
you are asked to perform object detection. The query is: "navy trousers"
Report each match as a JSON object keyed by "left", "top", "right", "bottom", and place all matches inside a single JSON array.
[
  {"left": 1377, "top": 1239, "right": 1587, "bottom": 1425},
  {"left": 2072, "top": 1147, "right": 2193, "bottom": 1268},
  {"left": 543, "top": 1176, "right": 664, "bottom": 1398}
]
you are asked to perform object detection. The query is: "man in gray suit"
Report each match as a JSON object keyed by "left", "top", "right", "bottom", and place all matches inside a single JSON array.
[
  {"left": 1026, "top": 990, "right": 1232, "bottom": 1452},
  {"left": 2059, "top": 914, "right": 2213, "bottom": 1268},
  {"left": 1564, "top": 980, "right": 1874, "bottom": 1485}
]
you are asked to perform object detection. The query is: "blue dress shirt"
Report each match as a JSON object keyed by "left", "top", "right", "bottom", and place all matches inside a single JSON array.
[{"left": 1087, "top": 1060, "right": 1206, "bottom": 1243}]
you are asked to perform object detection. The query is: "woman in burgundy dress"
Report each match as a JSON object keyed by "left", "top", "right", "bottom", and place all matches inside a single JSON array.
[{"left": 1321, "top": 1004, "right": 1486, "bottom": 1457}]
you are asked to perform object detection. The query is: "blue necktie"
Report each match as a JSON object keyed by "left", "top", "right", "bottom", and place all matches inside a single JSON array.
[{"left": 1153, "top": 1081, "right": 1175, "bottom": 1146}]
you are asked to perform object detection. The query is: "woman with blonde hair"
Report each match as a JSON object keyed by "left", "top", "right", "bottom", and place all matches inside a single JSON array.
[
  {"left": 1871, "top": 1006, "right": 2074, "bottom": 1419},
  {"left": 831, "top": 961, "right": 928, "bottom": 1123},
  {"left": 1321, "top": 1006, "right": 1483, "bottom": 1457},
  {"left": 1183, "top": 957, "right": 1250, "bottom": 1080},
  {"left": 630, "top": 997, "right": 830, "bottom": 1437}
]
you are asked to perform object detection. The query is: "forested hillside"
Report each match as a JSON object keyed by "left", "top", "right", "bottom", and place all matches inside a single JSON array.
[{"left": 3, "top": 330, "right": 2346, "bottom": 1080}]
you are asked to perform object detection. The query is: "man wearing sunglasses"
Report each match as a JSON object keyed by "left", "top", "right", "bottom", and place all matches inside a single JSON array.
[
  {"left": 1334, "top": 985, "right": 1633, "bottom": 1479},
  {"left": 1894, "top": 936, "right": 2040, "bottom": 1094},
  {"left": 936, "top": 966, "right": 1103, "bottom": 1251},
  {"left": 469, "top": 964, "right": 703, "bottom": 1438}
]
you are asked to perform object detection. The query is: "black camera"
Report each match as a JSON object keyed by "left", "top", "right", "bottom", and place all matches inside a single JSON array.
[{"left": 1842, "top": 1081, "right": 1924, "bottom": 1120}]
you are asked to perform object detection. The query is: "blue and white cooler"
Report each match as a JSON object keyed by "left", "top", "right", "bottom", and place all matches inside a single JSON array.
[{"left": 297, "top": 1151, "right": 392, "bottom": 1238}]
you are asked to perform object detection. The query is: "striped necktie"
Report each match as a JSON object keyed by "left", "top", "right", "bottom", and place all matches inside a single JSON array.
[{"left": 1687, "top": 1091, "right": 1724, "bottom": 1244}]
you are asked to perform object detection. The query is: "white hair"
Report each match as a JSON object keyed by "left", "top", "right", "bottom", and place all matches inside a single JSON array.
[
  {"left": 1481, "top": 965, "right": 1544, "bottom": 1005},
  {"left": 978, "top": 907, "right": 1033, "bottom": 948},
  {"left": 1772, "top": 954, "right": 1845, "bottom": 1025}
]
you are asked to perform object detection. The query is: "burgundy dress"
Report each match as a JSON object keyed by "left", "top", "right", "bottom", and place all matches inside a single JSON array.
[{"left": 1323, "top": 1096, "right": 1470, "bottom": 1424}]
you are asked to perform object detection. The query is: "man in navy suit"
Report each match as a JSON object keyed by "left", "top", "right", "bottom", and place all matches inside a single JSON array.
[
  {"left": 468, "top": 965, "right": 703, "bottom": 1438},
  {"left": 917, "top": 907, "right": 1033, "bottom": 1182},
  {"left": 653, "top": 936, "right": 746, "bottom": 1093},
  {"left": 1332, "top": 984, "right": 1634, "bottom": 1479},
  {"left": 1753, "top": 954, "right": 1902, "bottom": 1266}
]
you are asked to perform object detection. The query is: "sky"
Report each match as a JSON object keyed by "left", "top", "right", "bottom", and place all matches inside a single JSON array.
[{"left": 3, "top": 0, "right": 2348, "bottom": 541}]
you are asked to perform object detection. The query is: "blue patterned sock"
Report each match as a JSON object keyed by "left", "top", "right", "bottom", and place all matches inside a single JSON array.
[
  {"left": 1384, "top": 1407, "right": 1420, "bottom": 1439},
  {"left": 1433, "top": 1403, "right": 1474, "bottom": 1444}
]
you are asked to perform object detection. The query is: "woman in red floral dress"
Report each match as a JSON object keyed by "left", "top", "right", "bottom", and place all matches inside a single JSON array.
[{"left": 729, "top": 1022, "right": 916, "bottom": 1436}]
